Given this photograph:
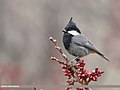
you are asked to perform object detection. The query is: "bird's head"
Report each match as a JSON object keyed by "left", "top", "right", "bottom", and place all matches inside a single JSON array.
[{"left": 62, "top": 17, "right": 81, "bottom": 36}]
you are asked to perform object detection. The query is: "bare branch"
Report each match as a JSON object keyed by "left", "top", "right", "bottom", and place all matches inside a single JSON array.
[{"left": 49, "top": 37, "right": 104, "bottom": 90}]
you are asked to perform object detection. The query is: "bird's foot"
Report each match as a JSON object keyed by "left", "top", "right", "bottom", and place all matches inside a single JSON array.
[
  {"left": 75, "top": 57, "right": 80, "bottom": 62},
  {"left": 70, "top": 57, "right": 80, "bottom": 64}
]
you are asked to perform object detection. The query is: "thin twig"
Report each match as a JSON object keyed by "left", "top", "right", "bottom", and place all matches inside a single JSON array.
[{"left": 49, "top": 37, "right": 104, "bottom": 90}]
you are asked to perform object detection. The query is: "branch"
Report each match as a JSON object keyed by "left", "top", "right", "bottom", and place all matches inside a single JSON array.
[
  {"left": 49, "top": 37, "right": 68, "bottom": 62},
  {"left": 49, "top": 37, "right": 104, "bottom": 90}
]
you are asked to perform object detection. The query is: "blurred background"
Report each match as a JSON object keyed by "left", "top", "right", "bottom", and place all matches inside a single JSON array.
[{"left": 0, "top": 0, "right": 120, "bottom": 90}]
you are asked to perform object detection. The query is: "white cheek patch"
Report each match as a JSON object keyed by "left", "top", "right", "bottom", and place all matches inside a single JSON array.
[{"left": 68, "top": 30, "right": 80, "bottom": 35}]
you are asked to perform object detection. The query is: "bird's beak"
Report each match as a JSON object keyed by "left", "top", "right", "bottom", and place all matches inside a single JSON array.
[{"left": 62, "top": 29, "right": 67, "bottom": 33}]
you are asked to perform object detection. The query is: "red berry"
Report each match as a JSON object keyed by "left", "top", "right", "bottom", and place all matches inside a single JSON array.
[
  {"left": 61, "top": 65, "right": 67, "bottom": 69},
  {"left": 76, "top": 63, "right": 80, "bottom": 67},
  {"left": 95, "top": 67, "right": 99, "bottom": 72},
  {"left": 100, "top": 70, "right": 104, "bottom": 74},
  {"left": 66, "top": 87, "right": 72, "bottom": 90}
]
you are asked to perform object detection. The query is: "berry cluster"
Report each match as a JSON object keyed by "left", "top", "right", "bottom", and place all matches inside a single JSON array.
[
  {"left": 61, "top": 59, "right": 104, "bottom": 85},
  {"left": 51, "top": 57, "right": 104, "bottom": 90}
]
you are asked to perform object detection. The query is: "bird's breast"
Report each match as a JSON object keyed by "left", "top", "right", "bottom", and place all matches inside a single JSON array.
[{"left": 63, "top": 34, "right": 73, "bottom": 50}]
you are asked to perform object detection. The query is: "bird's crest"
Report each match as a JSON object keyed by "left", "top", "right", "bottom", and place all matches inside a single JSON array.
[
  {"left": 69, "top": 17, "right": 73, "bottom": 23},
  {"left": 65, "top": 17, "right": 81, "bottom": 34}
]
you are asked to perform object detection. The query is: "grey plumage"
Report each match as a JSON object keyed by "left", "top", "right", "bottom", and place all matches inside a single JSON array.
[
  {"left": 63, "top": 17, "right": 109, "bottom": 62},
  {"left": 71, "top": 35, "right": 109, "bottom": 62}
]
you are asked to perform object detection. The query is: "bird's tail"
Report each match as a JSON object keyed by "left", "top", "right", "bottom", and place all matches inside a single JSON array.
[{"left": 95, "top": 51, "right": 110, "bottom": 62}]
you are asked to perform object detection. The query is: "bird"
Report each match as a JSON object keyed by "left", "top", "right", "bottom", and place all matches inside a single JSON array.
[{"left": 62, "top": 17, "right": 109, "bottom": 62}]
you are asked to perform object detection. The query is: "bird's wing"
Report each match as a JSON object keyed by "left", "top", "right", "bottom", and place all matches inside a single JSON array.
[
  {"left": 72, "top": 35, "right": 97, "bottom": 51},
  {"left": 72, "top": 35, "right": 109, "bottom": 61},
  {"left": 72, "top": 35, "right": 88, "bottom": 46}
]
